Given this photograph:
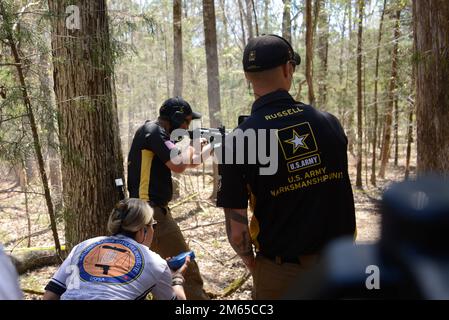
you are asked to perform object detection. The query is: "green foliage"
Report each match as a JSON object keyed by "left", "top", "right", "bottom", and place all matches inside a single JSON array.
[
  {"left": 0, "top": 0, "right": 416, "bottom": 177},
  {"left": 0, "top": 0, "right": 59, "bottom": 171}
]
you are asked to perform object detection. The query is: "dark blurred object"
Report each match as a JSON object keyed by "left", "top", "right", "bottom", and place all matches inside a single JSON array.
[
  {"left": 238, "top": 115, "right": 250, "bottom": 126},
  {"left": 0, "top": 245, "right": 23, "bottom": 299},
  {"left": 284, "top": 177, "right": 449, "bottom": 300}
]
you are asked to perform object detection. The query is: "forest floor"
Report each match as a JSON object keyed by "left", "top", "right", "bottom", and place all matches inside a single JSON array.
[{"left": 0, "top": 154, "right": 415, "bottom": 300}]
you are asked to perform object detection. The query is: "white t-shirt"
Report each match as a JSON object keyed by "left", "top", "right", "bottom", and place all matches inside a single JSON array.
[
  {"left": 0, "top": 245, "right": 23, "bottom": 300},
  {"left": 46, "top": 235, "right": 176, "bottom": 300}
]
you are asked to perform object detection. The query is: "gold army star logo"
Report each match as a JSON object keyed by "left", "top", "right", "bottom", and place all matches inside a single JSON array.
[
  {"left": 284, "top": 130, "right": 309, "bottom": 153},
  {"left": 276, "top": 122, "right": 319, "bottom": 161},
  {"left": 249, "top": 50, "right": 256, "bottom": 62}
]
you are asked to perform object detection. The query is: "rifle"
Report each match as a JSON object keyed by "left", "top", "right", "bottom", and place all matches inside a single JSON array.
[
  {"left": 188, "top": 126, "right": 227, "bottom": 145},
  {"left": 187, "top": 115, "right": 250, "bottom": 145}
]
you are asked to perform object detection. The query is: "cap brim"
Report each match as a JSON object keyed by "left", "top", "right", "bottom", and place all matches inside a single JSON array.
[{"left": 191, "top": 111, "right": 202, "bottom": 120}]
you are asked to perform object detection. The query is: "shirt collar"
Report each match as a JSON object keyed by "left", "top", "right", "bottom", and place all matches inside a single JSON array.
[{"left": 251, "top": 90, "right": 296, "bottom": 114}]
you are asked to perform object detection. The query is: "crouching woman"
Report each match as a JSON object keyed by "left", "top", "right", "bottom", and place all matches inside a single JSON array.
[{"left": 43, "top": 199, "right": 189, "bottom": 300}]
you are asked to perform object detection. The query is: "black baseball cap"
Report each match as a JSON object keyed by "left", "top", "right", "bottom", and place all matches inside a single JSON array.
[
  {"left": 243, "top": 34, "right": 301, "bottom": 72},
  {"left": 160, "top": 97, "right": 202, "bottom": 120}
]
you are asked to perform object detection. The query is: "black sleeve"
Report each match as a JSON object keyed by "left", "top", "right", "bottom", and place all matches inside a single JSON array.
[
  {"left": 322, "top": 112, "right": 348, "bottom": 146},
  {"left": 144, "top": 125, "right": 180, "bottom": 164}
]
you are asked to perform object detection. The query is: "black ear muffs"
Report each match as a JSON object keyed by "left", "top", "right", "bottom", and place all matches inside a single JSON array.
[
  {"left": 268, "top": 34, "right": 301, "bottom": 68},
  {"left": 293, "top": 52, "right": 301, "bottom": 68},
  {"left": 171, "top": 110, "right": 186, "bottom": 129}
]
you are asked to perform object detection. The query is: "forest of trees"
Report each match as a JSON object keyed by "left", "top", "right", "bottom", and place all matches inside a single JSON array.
[{"left": 0, "top": 0, "right": 448, "bottom": 288}]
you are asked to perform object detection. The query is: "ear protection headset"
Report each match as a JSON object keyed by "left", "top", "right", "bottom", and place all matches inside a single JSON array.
[
  {"left": 268, "top": 34, "right": 302, "bottom": 68},
  {"left": 170, "top": 109, "right": 187, "bottom": 129},
  {"left": 161, "top": 97, "right": 188, "bottom": 129}
]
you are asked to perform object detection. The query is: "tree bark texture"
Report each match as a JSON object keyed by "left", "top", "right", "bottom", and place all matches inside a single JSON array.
[{"left": 48, "top": 0, "right": 125, "bottom": 248}]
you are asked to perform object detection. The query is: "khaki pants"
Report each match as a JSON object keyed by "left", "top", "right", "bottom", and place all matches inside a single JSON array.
[
  {"left": 253, "top": 254, "right": 319, "bottom": 300},
  {"left": 150, "top": 206, "right": 209, "bottom": 300}
]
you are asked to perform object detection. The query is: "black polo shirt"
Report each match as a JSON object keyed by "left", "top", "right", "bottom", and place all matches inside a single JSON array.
[
  {"left": 217, "top": 90, "right": 356, "bottom": 258},
  {"left": 127, "top": 121, "right": 179, "bottom": 206}
]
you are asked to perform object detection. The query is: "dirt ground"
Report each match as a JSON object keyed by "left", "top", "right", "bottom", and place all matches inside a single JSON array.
[{"left": 0, "top": 154, "right": 415, "bottom": 300}]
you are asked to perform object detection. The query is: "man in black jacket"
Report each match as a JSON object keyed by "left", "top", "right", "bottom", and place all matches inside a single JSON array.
[
  {"left": 217, "top": 35, "right": 356, "bottom": 300},
  {"left": 128, "top": 97, "right": 209, "bottom": 300}
]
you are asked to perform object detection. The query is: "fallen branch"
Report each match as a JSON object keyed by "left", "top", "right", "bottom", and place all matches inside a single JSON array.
[
  {"left": 10, "top": 251, "right": 62, "bottom": 275},
  {"left": 0, "top": 190, "right": 44, "bottom": 196},
  {"left": 4, "top": 227, "right": 52, "bottom": 247},
  {"left": 6, "top": 246, "right": 66, "bottom": 275},
  {"left": 0, "top": 205, "right": 22, "bottom": 212},
  {"left": 174, "top": 199, "right": 217, "bottom": 207},
  {"left": 171, "top": 192, "right": 199, "bottom": 209},
  {"left": 221, "top": 271, "right": 251, "bottom": 297},
  {"left": 6, "top": 245, "right": 66, "bottom": 254},
  {"left": 22, "top": 288, "right": 45, "bottom": 296},
  {"left": 181, "top": 220, "right": 225, "bottom": 232},
  {"left": 0, "top": 62, "right": 22, "bottom": 66},
  {"left": 205, "top": 290, "right": 220, "bottom": 299},
  {"left": 197, "top": 201, "right": 209, "bottom": 215},
  {"left": 189, "top": 239, "right": 226, "bottom": 266}
]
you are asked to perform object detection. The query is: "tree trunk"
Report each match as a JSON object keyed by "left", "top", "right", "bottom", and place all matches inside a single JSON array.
[
  {"left": 173, "top": 0, "right": 183, "bottom": 97},
  {"left": 305, "top": 0, "right": 316, "bottom": 106},
  {"left": 128, "top": 105, "right": 135, "bottom": 154},
  {"left": 379, "top": 10, "right": 401, "bottom": 179},
  {"left": 39, "top": 40, "right": 63, "bottom": 209},
  {"left": 203, "top": 0, "right": 222, "bottom": 200},
  {"left": 337, "top": 4, "right": 347, "bottom": 123},
  {"left": 346, "top": 0, "right": 355, "bottom": 154},
  {"left": 203, "top": 0, "right": 222, "bottom": 128},
  {"left": 264, "top": 0, "right": 269, "bottom": 33},
  {"left": 313, "top": 0, "right": 322, "bottom": 37},
  {"left": 20, "top": 162, "right": 31, "bottom": 248},
  {"left": 406, "top": 10, "right": 418, "bottom": 180},
  {"left": 220, "top": 0, "right": 230, "bottom": 51},
  {"left": 405, "top": 99, "right": 415, "bottom": 180},
  {"left": 48, "top": 0, "right": 125, "bottom": 248},
  {"left": 244, "top": 0, "right": 254, "bottom": 39},
  {"left": 282, "top": 0, "right": 292, "bottom": 44},
  {"left": 394, "top": 98, "right": 399, "bottom": 166},
  {"left": 237, "top": 0, "right": 247, "bottom": 47},
  {"left": 163, "top": 25, "right": 171, "bottom": 99},
  {"left": 413, "top": 0, "right": 449, "bottom": 176},
  {"left": 371, "top": 0, "right": 387, "bottom": 186},
  {"left": 317, "top": 2, "right": 329, "bottom": 109},
  {"left": 251, "top": 0, "right": 259, "bottom": 36},
  {"left": 356, "top": 0, "right": 364, "bottom": 189}
]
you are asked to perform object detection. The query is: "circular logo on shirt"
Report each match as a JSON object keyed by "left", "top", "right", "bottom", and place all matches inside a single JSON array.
[{"left": 78, "top": 238, "right": 144, "bottom": 285}]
